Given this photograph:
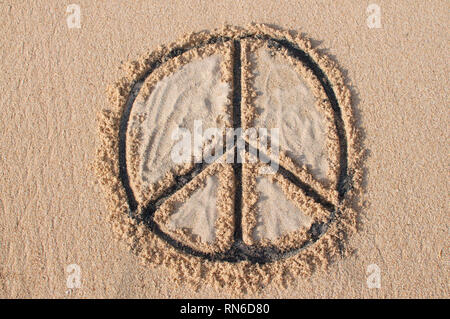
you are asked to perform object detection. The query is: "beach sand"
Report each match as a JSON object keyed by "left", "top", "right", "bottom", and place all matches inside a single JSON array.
[{"left": 0, "top": 0, "right": 448, "bottom": 298}]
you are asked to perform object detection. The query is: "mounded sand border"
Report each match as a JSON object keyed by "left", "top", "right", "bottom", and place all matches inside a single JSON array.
[{"left": 94, "top": 24, "right": 364, "bottom": 293}]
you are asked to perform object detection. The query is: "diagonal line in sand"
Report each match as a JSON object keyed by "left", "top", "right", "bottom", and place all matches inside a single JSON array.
[
  {"left": 139, "top": 148, "right": 234, "bottom": 223},
  {"left": 245, "top": 142, "right": 335, "bottom": 213}
]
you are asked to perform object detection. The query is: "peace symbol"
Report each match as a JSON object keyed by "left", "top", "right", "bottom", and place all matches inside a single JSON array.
[{"left": 114, "top": 27, "right": 353, "bottom": 265}]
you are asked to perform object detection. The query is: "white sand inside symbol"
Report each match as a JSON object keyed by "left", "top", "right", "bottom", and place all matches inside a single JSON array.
[
  {"left": 128, "top": 55, "right": 230, "bottom": 188},
  {"left": 252, "top": 48, "right": 329, "bottom": 182},
  {"left": 253, "top": 177, "right": 312, "bottom": 241},
  {"left": 166, "top": 175, "right": 219, "bottom": 243}
]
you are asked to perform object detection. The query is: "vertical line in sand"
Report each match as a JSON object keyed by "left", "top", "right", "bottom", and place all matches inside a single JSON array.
[{"left": 232, "top": 40, "right": 243, "bottom": 243}]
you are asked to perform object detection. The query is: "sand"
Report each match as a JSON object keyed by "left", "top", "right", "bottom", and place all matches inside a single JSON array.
[
  {"left": 153, "top": 162, "right": 235, "bottom": 253},
  {"left": 0, "top": 0, "right": 448, "bottom": 298},
  {"left": 253, "top": 176, "right": 313, "bottom": 241},
  {"left": 167, "top": 175, "right": 220, "bottom": 244},
  {"left": 127, "top": 38, "right": 329, "bottom": 252},
  {"left": 251, "top": 47, "right": 329, "bottom": 182},
  {"left": 94, "top": 24, "right": 359, "bottom": 291},
  {"left": 127, "top": 52, "right": 230, "bottom": 202}
]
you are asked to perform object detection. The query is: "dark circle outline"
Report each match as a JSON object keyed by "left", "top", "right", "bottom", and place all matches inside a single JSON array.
[{"left": 117, "top": 32, "right": 350, "bottom": 264}]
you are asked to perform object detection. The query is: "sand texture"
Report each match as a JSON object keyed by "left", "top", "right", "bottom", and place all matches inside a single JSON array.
[
  {"left": 127, "top": 51, "right": 231, "bottom": 202},
  {"left": 253, "top": 176, "right": 313, "bottom": 241},
  {"left": 93, "top": 24, "right": 361, "bottom": 291},
  {"left": 0, "top": 1, "right": 448, "bottom": 298},
  {"left": 251, "top": 47, "right": 330, "bottom": 182},
  {"left": 167, "top": 175, "right": 220, "bottom": 244}
]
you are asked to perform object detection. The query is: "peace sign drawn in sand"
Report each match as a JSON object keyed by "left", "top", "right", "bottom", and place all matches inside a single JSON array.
[{"left": 96, "top": 25, "right": 363, "bottom": 290}]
